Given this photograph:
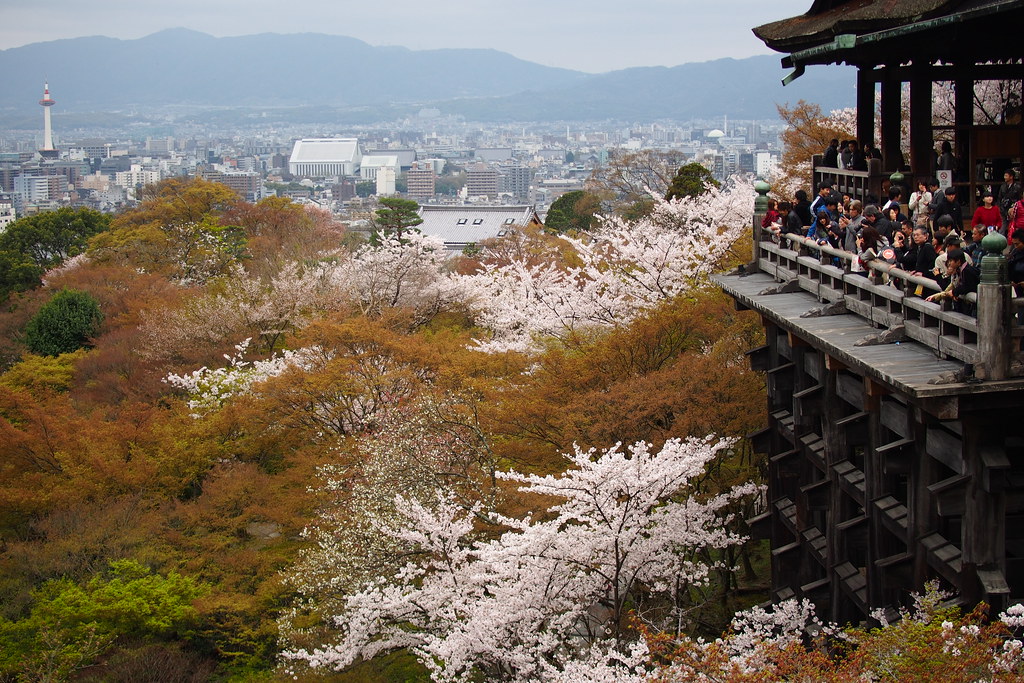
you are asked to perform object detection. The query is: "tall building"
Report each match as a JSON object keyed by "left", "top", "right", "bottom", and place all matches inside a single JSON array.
[
  {"left": 38, "top": 82, "right": 57, "bottom": 159},
  {"left": 197, "top": 167, "right": 263, "bottom": 202},
  {"left": 500, "top": 165, "right": 532, "bottom": 202},
  {"left": 376, "top": 167, "right": 396, "bottom": 196},
  {"left": 465, "top": 164, "right": 499, "bottom": 198},
  {"left": 406, "top": 162, "right": 436, "bottom": 200},
  {"left": 0, "top": 197, "right": 15, "bottom": 233}
]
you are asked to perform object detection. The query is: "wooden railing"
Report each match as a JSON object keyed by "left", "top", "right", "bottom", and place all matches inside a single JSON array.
[
  {"left": 811, "top": 156, "right": 886, "bottom": 204},
  {"left": 749, "top": 217, "right": 1024, "bottom": 380}
]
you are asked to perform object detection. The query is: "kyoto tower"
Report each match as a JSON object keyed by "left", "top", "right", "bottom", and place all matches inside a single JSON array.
[{"left": 38, "top": 81, "right": 57, "bottom": 157}]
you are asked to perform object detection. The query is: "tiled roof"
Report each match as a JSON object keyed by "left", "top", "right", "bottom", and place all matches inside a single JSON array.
[
  {"left": 418, "top": 205, "right": 539, "bottom": 249},
  {"left": 752, "top": 0, "right": 956, "bottom": 52}
]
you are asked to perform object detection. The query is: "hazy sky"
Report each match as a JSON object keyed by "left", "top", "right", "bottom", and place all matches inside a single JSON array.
[{"left": 0, "top": 0, "right": 810, "bottom": 73}]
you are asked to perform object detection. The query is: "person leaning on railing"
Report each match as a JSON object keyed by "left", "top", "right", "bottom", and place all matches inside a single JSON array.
[
  {"left": 925, "top": 248, "right": 979, "bottom": 315},
  {"left": 1009, "top": 229, "right": 1024, "bottom": 297},
  {"left": 853, "top": 225, "right": 886, "bottom": 276}
]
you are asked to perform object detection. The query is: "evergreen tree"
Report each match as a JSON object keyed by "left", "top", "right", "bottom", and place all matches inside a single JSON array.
[
  {"left": 664, "top": 162, "right": 720, "bottom": 201},
  {"left": 372, "top": 197, "right": 423, "bottom": 241},
  {"left": 24, "top": 288, "right": 103, "bottom": 356}
]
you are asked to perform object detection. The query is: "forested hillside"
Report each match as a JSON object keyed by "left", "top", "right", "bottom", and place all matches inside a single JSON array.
[{"left": 3, "top": 179, "right": 1020, "bottom": 682}]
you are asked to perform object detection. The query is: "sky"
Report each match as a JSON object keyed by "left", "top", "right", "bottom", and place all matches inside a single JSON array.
[{"left": 0, "top": 0, "right": 811, "bottom": 74}]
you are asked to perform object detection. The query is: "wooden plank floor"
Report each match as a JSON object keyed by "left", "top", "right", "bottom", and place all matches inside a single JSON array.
[{"left": 716, "top": 272, "right": 1024, "bottom": 399}]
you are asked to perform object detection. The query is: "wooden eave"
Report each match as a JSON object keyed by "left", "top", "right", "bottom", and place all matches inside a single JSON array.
[{"left": 755, "top": 0, "right": 1024, "bottom": 70}]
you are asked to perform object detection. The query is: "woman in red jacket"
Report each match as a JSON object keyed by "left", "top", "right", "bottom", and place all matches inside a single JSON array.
[{"left": 971, "top": 191, "right": 1001, "bottom": 230}]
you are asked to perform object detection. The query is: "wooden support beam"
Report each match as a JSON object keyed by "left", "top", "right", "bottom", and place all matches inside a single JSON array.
[
  {"left": 881, "top": 76, "right": 903, "bottom": 172},
  {"left": 909, "top": 70, "right": 933, "bottom": 182},
  {"left": 877, "top": 437, "right": 915, "bottom": 475},
  {"left": 857, "top": 68, "right": 876, "bottom": 149},
  {"left": 745, "top": 344, "right": 771, "bottom": 372},
  {"left": 788, "top": 330, "right": 810, "bottom": 348},
  {"left": 801, "top": 478, "right": 831, "bottom": 510},
  {"left": 927, "top": 473, "right": 970, "bottom": 517},
  {"left": 825, "top": 354, "right": 847, "bottom": 372}
]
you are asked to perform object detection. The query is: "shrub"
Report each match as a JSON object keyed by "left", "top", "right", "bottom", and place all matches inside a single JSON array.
[{"left": 24, "top": 288, "right": 103, "bottom": 356}]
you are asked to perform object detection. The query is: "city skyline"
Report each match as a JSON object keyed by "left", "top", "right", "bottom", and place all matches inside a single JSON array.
[{"left": 0, "top": 0, "right": 811, "bottom": 74}]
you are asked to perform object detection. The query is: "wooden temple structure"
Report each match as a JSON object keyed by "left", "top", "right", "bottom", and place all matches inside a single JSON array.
[
  {"left": 715, "top": 0, "right": 1024, "bottom": 624},
  {"left": 755, "top": 0, "right": 1024, "bottom": 208}
]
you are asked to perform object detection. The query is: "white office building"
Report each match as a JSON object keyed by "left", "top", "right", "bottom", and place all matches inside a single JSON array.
[
  {"left": 289, "top": 138, "right": 362, "bottom": 177},
  {"left": 360, "top": 155, "right": 400, "bottom": 181}
]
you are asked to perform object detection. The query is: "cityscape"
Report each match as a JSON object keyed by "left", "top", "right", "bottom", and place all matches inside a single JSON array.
[{"left": 0, "top": 79, "right": 786, "bottom": 239}]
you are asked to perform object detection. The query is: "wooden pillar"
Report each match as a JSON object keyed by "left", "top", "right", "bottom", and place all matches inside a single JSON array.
[
  {"left": 976, "top": 232, "right": 1012, "bottom": 380},
  {"left": 910, "top": 405, "right": 936, "bottom": 592},
  {"left": 961, "top": 415, "right": 1008, "bottom": 610},
  {"left": 909, "top": 71, "right": 933, "bottom": 182},
  {"left": 955, "top": 78, "right": 973, "bottom": 203},
  {"left": 880, "top": 76, "right": 903, "bottom": 172},
  {"left": 857, "top": 68, "right": 876, "bottom": 149},
  {"left": 864, "top": 378, "right": 887, "bottom": 609}
]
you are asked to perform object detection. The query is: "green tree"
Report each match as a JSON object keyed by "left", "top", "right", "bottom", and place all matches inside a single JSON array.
[
  {"left": 0, "top": 560, "right": 205, "bottom": 681},
  {"left": 372, "top": 197, "right": 423, "bottom": 241},
  {"left": 0, "top": 207, "right": 110, "bottom": 299},
  {"left": 664, "top": 162, "right": 720, "bottom": 201},
  {"left": 356, "top": 180, "right": 376, "bottom": 198},
  {"left": 24, "top": 288, "right": 103, "bottom": 356},
  {"left": 544, "top": 190, "right": 601, "bottom": 234}
]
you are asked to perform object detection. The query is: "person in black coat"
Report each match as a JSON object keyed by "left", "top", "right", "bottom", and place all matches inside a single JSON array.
[
  {"left": 823, "top": 139, "right": 840, "bottom": 168},
  {"left": 931, "top": 186, "right": 964, "bottom": 233},
  {"left": 862, "top": 206, "right": 895, "bottom": 243},
  {"left": 898, "top": 225, "right": 938, "bottom": 278},
  {"left": 794, "top": 189, "right": 813, "bottom": 227}
]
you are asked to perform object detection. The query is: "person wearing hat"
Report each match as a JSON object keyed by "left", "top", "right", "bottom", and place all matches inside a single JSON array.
[
  {"left": 971, "top": 191, "right": 1001, "bottom": 231},
  {"left": 931, "top": 185, "right": 964, "bottom": 233}
]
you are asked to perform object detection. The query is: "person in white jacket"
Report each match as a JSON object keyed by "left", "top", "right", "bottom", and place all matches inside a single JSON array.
[{"left": 908, "top": 179, "right": 932, "bottom": 226}]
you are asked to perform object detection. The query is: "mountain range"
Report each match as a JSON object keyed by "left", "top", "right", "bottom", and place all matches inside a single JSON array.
[{"left": 0, "top": 29, "right": 855, "bottom": 123}]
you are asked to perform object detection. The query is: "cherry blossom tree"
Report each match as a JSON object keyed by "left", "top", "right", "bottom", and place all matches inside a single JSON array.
[
  {"left": 465, "top": 178, "right": 755, "bottom": 353},
  {"left": 556, "top": 583, "right": 1024, "bottom": 682},
  {"left": 282, "top": 435, "right": 760, "bottom": 682}
]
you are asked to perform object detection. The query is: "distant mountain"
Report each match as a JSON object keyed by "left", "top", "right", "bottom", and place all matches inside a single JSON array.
[
  {"left": 441, "top": 56, "right": 856, "bottom": 121},
  {"left": 0, "top": 30, "right": 854, "bottom": 122}
]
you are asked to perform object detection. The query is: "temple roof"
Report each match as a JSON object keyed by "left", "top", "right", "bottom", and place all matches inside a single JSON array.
[
  {"left": 753, "top": 0, "right": 1024, "bottom": 68},
  {"left": 753, "top": 0, "right": 1024, "bottom": 57},
  {"left": 753, "top": 0, "right": 954, "bottom": 53}
]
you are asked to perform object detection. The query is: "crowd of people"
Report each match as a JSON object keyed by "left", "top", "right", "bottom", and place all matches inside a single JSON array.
[{"left": 761, "top": 173, "right": 1024, "bottom": 316}]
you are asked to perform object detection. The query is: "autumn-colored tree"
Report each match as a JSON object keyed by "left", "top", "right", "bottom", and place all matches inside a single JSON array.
[
  {"left": 774, "top": 100, "right": 856, "bottom": 200},
  {"left": 221, "top": 197, "right": 344, "bottom": 277},
  {"left": 89, "top": 177, "right": 245, "bottom": 282}
]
